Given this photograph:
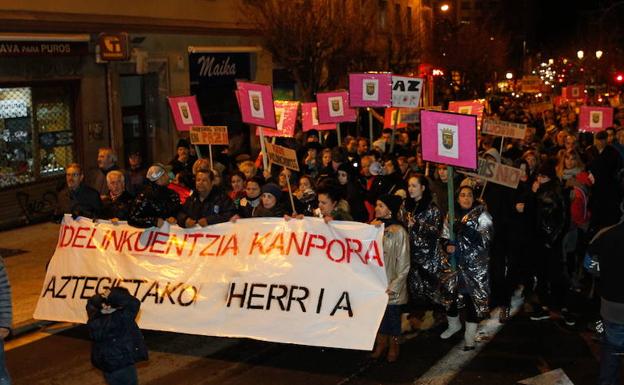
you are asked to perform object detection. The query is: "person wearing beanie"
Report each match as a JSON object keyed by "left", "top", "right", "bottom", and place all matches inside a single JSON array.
[
  {"left": 252, "top": 183, "right": 288, "bottom": 218},
  {"left": 170, "top": 138, "right": 196, "bottom": 175},
  {"left": 370, "top": 194, "right": 410, "bottom": 362},
  {"left": 337, "top": 163, "right": 368, "bottom": 222},
  {"left": 439, "top": 185, "right": 493, "bottom": 351},
  {"left": 128, "top": 163, "right": 180, "bottom": 228}
]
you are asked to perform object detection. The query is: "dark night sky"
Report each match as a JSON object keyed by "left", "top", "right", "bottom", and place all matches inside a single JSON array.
[{"left": 532, "top": 0, "right": 598, "bottom": 52}]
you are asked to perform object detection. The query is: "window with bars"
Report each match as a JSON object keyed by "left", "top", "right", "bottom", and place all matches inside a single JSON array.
[{"left": 0, "top": 85, "right": 75, "bottom": 189}]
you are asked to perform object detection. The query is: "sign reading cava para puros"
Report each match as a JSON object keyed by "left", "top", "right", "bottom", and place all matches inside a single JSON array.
[
  {"left": 265, "top": 142, "right": 300, "bottom": 172},
  {"left": 391, "top": 75, "right": 424, "bottom": 107},
  {"left": 578, "top": 106, "right": 614, "bottom": 132},
  {"left": 167, "top": 96, "right": 203, "bottom": 132},
  {"left": 459, "top": 158, "right": 522, "bottom": 189},
  {"left": 34, "top": 216, "right": 387, "bottom": 350},
  {"left": 190, "top": 126, "right": 229, "bottom": 145},
  {"left": 482, "top": 118, "right": 527, "bottom": 140},
  {"left": 420, "top": 110, "right": 478, "bottom": 169}
]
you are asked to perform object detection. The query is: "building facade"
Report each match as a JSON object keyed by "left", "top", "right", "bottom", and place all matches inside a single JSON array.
[{"left": 0, "top": 0, "right": 272, "bottom": 229}]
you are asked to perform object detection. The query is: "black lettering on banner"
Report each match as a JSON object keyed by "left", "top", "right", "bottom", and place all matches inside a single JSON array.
[
  {"left": 132, "top": 279, "right": 147, "bottom": 297},
  {"left": 227, "top": 282, "right": 248, "bottom": 308},
  {"left": 178, "top": 285, "right": 198, "bottom": 306},
  {"left": 316, "top": 288, "right": 325, "bottom": 314},
  {"left": 267, "top": 284, "right": 288, "bottom": 311},
  {"left": 71, "top": 276, "right": 85, "bottom": 298},
  {"left": 80, "top": 276, "right": 98, "bottom": 299},
  {"left": 141, "top": 281, "right": 160, "bottom": 303},
  {"left": 95, "top": 277, "right": 112, "bottom": 294},
  {"left": 407, "top": 80, "right": 420, "bottom": 91},
  {"left": 42, "top": 276, "right": 56, "bottom": 298},
  {"left": 247, "top": 283, "right": 267, "bottom": 309},
  {"left": 393, "top": 80, "right": 405, "bottom": 92},
  {"left": 159, "top": 282, "right": 183, "bottom": 304},
  {"left": 330, "top": 291, "right": 353, "bottom": 317},
  {"left": 57, "top": 276, "right": 72, "bottom": 298},
  {"left": 286, "top": 286, "right": 309, "bottom": 312}
]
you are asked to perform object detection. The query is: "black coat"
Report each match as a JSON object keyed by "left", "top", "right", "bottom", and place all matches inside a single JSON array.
[
  {"left": 177, "top": 187, "right": 236, "bottom": 227},
  {"left": 55, "top": 184, "right": 102, "bottom": 221},
  {"left": 100, "top": 191, "right": 134, "bottom": 221},
  {"left": 86, "top": 287, "right": 148, "bottom": 373},
  {"left": 128, "top": 182, "right": 181, "bottom": 228}
]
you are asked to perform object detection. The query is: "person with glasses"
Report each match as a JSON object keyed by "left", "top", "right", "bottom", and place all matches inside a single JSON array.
[{"left": 54, "top": 163, "right": 102, "bottom": 221}]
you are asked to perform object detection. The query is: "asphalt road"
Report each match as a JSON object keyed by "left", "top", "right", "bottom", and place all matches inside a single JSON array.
[{"left": 5, "top": 312, "right": 601, "bottom": 385}]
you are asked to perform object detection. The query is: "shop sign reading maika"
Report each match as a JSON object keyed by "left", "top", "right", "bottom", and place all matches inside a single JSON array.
[
  {"left": 0, "top": 41, "right": 88, "bottom": 57},
  {"left": 189, "top": 52, "right": 252, "bottom": 86}
]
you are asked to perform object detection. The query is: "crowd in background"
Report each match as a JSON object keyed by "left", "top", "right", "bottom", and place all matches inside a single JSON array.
[{"left": 53, "top": 95, "right": 624, "bottom": 374}]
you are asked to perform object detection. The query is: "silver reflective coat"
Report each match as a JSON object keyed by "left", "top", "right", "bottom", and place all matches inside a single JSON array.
[
  {"left": 439, "top": 204, "right": 493, "bottom": 318},
  {"left": 382, "top": 223, "right": 411, "bottom": 305},
  {"left": 399, "top": 202, "right": 444, "bottom": 304}
]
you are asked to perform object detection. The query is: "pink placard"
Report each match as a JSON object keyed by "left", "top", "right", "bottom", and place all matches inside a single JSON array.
[
  {"left": 383, "top": 108, "right": 408, "bottom": 129},
  {"left": 237, "top": 81, "right": 277, "bottom": 128},
  {"left": 564, "top": 85, "right": 585, "bottom": 99},
  {"left": 348, "top": 73, "right": 393, "bottom": 107},
  {"left": 448, "top": 100, "right": 484, "bottom": 128},
  {"left": 316, "top": 91, "right": 357, "bottom": 123},
  {"left": 420, "top": 110, "right": 478, "bottom": 169},
  {"left": 256, "top": 100, "right": 299, "bottom": 137},
  {"left": 301, "top": 102, "right": 337, "bottom": 132},
  {"left": 167, "top": 96, "right": 203, "bottom": 132},
  {"left": 578, "top": 106, "right": 613, "bottom": 132}
]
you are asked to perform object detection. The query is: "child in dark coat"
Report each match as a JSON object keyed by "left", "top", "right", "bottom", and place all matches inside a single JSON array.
[{"left": 86, "top": 287, "right": 148, "bottom": 385}]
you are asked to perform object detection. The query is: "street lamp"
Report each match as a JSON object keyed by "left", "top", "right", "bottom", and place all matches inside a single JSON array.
[
  {"left": 596, "top": 50, "right": 603, "bottom": 59},
  {"left": 505, "top": 72, "right": 513, "bottom": 80},
  {"left": 440, "top": 3, "right": 450, "bottom": 12},
  {"left": 577, "top": 50, "right": 584, "bottom": 60}
]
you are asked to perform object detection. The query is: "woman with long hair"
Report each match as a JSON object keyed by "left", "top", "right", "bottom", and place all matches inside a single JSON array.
[
  {"left": 439, "top": 185, "right": 493, "bottom": 351},
  {"left": 399, "top": 174, "right": 443, "bottom": 330}
]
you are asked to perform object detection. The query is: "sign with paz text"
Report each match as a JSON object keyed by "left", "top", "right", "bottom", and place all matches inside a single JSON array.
[
  {"left": 190, "top": 126, "right": 229, "bottom": 145},
  {"left": 391, "top": 75, "right": 424, "bottom": 108}
]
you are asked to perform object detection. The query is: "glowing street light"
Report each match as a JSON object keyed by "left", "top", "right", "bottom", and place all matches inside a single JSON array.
[
  {"left": 577, "top": 50, "right": 584, "bottom": 60},
  {"left": 505, "top": 72, "right": 513, "bottom": 80},
  {"left": 440, "top": 3, "right": 450, "bottom": 12},
  {"left": 596, "top": 50, "right": 603, "bottom": 59}
]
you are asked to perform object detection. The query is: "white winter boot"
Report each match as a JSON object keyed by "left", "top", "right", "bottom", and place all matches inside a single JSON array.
[
  {"left": 463, "top": 322, "right": 478, "bottom": 351},
  {"left": 440, "top": 316, "right": 462, "bottom": 339}
]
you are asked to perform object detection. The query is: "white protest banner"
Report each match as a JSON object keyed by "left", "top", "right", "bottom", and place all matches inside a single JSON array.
[
  {"left": 459, "top": 158, "right": 522, "bottom": 189},
  {"left": 190, "top": 126, "right": 229, "bottom": 145},
  {"left": 482, "top": 119, "right": 527, "bottom": 140},
  {"left": 34, "top": 216, "right": 387, "bottom": 350},
  {"left": 391, "top": 75, "right": 424, "bottom": 108},
  {"left": 265, "top": 142, "right": 300, "bottom": 172}
]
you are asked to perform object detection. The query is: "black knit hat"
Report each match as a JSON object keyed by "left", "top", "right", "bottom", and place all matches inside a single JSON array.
[
  {"left": 378, "top": 194, "right": 403, "bottom": 219},
  {"left": 261, "top": 183, "right": 282, "bottom": 200},
  {"left": 177, "top": 138, "right": 190, "bottom": 149},
  {"left": 537, "top": 159, "right": 557, "bottom": 180}
]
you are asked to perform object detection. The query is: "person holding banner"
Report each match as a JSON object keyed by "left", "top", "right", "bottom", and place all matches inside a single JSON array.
[
  {"left": 370, "top": 194, "right": 410, "bottom": 363},
  {"left": 177, "top": 169, "right": 236, "bottom": 228},
  {"left": 399, "top": 174, "right": 443, "bottom": 331},
  {"left": 439, "top": 185, "right": 493, "bottom": 351},
  {"left": 237, "top": 177, "right": 264, "bottom": 218},
  {"left": 100, "top": 170, "right": 133, "bottom": 222},
  {"left": 316, "top": 181, "right": 352, "bottom": 222},
  {"left": 251, "top": 183, "right": 289, "bottom": 218},
  {"left": 55, "top": 163, "right": 102, "bottom": 222},
  {"left": 128, "top": 164, "right": 180, "bottom": 229}
]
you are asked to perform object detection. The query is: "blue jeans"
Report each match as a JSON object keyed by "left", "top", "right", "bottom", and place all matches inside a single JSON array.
[
  {"left": 0, "top": 339, "right": 10, "bottom": 385},
  {"left": 103, "top": 365, "right": 137, "bottom": 385},
  {"left": 600, "top": 320, "right": 624, "bottom": 385}
]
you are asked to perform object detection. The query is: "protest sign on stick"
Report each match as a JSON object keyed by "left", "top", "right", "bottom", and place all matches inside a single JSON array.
[
  {"left": 578, "top": 106, "right": 613, "bottom": 132},
  {"left": 190, "top": 126, "right": 229, "bottom": 170},
  {"left": 349, "top": 73, "right": 393, "bottom": 107}
]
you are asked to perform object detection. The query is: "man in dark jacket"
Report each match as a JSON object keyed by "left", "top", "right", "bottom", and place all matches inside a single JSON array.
[
  {"left": 86, "top": 147, "right": 128, "bottom": 199},
  {"left": 86, "top": 287, "right": 147, "bottom": 385},
  {"left": 128, "top": 164, "right": 180, "bottom": 228},
  {"left": 55, "top": 163, "right": 102, "bottom": 221},
  {"left": 100, "top": 170, "right": 134, "bottom": 221},
  {"left": 178, "top": 169, "right": 236, "bottom": 227}
]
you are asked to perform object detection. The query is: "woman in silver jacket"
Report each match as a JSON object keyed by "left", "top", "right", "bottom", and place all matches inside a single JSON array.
[
  {"left": 399, "top": 174, "right": 443, "bottom": 330},
  {"left": 439, "top": 185, "right": 493, "bottom": 351},
  {"left": 370, "top": 194, "right": 410, "bottom": 363}
]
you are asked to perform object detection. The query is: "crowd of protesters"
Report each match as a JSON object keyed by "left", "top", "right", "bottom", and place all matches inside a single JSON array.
[{"left": 53, "top": 94, "right": 624, "bottom": 380}]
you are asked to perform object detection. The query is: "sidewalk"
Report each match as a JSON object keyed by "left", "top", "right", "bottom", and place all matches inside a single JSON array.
[{"left": 0, "top": 222, "right": 59, "bottom": 329}]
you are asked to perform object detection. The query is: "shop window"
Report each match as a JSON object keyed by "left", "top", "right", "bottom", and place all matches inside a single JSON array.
[{"left": 0, "top": 85, "right": 75, "bottom": 189}]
